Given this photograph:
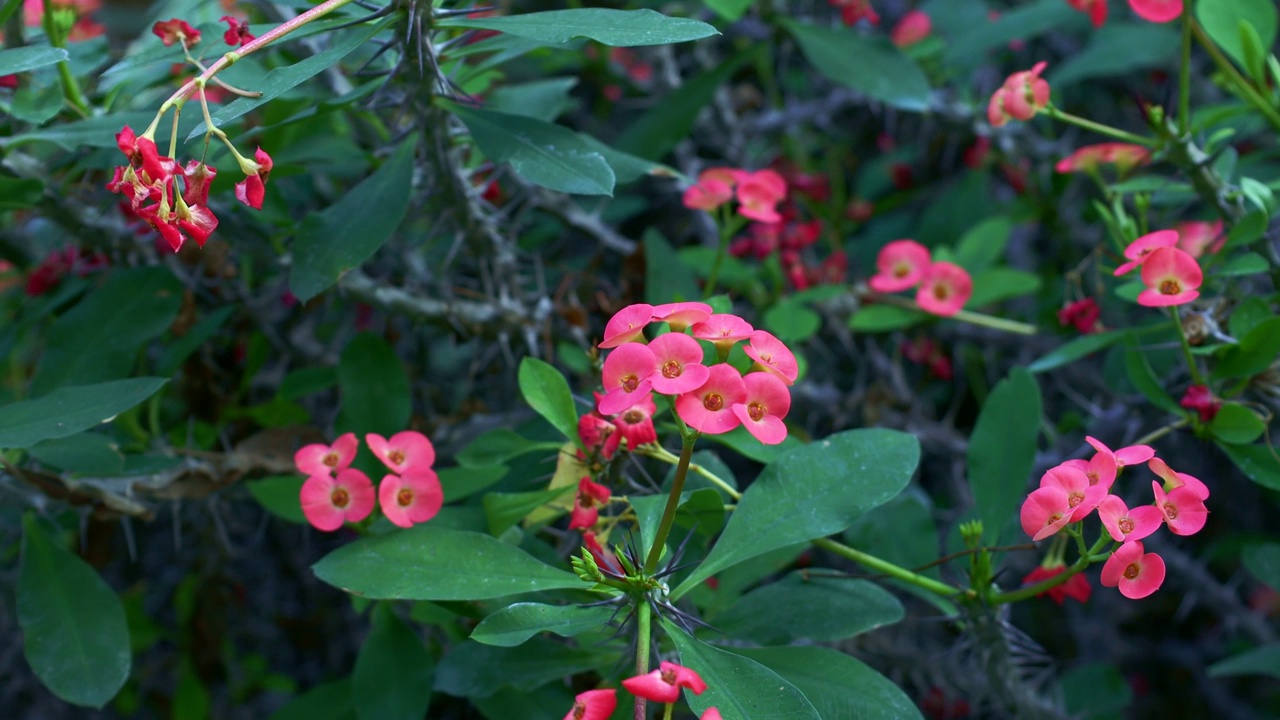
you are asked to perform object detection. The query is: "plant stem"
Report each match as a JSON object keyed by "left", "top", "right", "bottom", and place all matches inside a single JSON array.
[
  {"left": 1171, "top": 306, "right": 1206, "bottom": 385},
  {"left": 859, "top": 290, "right": 1038, "bottom": 335},
  {"left": 812, "top": 537, "right": 970, "bottom": 599},
  {"left": 1045, "top": 106, "right": 1158, "bottom": 147},
  {"left": 40, "top": 0, "right": 89, "bottom": 117},
  {"left": 1132, "top": 417, "right": 1191, "bottom": 446},
  {"left": 1191, "top": 21, "right": 1280, "bottom": 132},
  {"left": 634, "top": 599, "right": 651, "bottom": 720},
  {"left": 990, "top": 533, "right": 1114, "bottom": 605},
  {"left": 1178, "top": 1, "right": 1192, "bottom": 135},
  {"left": 637, "top": 444, "right": 741, "bottom": 499},
  {"left": 643, "top": 434, "right": 697, "bottom": 574}
]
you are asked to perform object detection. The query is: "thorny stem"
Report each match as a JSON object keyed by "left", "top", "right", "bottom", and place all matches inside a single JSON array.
[
  {"left": 859, "top": 290, "right": 1038, "bottom": 335},
  {"left": 633, "top": 600, "right": 652, "bottom": 720},
  {"left": 1171, "top": 306, "right": 1207, "bottom": 385},
  {"left": 643, "top": 434, "right": 697, "bottom": 574},
  {"left": 1191, "top": 21, "right": 1280, "bottom": 132},
  {"left": 989, "top": 532, "right": 1114, "bottom": 605},
  {"left": 1045, "top": 105, "right": 1158, "bottom": 148}
]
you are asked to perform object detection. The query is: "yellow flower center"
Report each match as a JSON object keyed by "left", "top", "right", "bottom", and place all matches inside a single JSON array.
[{"left": 331, "top": 488, "right": 350, "bottom": 508}]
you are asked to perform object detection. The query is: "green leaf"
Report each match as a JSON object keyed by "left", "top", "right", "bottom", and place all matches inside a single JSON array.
[
  {"left": 434, "top": 637, "right": 615, "bottom": 699},
  {"left": 1207, "top": 644, "right": 1280, "bottom": 679},
  {"left": 1209, "top": 402, "right": 1267, "bottom": 445},
  {"left": 968, "top": 369, "right": 1042, "bottom": 544},
  {"left": 334, "top": 333, "right": 411, "bottom": 437},
  {"left": 269, "top": 679, "right": 356, "bottom": 720},
  {"left": 1215, "top": 251, "right": 1269, "bottom": 276},
  {"left": 1218, "top": 442, "right": 1280, "bottom": 490},
  {"left": 450, "top": 105, "right": 614, "bottom": 195},
  {"left": 0, "top": 111, "right": 156, "bottom": 150},
  {"left": 157, "top": 306, "right": 237, "bottom": 377},
  {"left": 470, "top": 602, "right": 614, "bottom": 647},
  {"left": 966, "top": 268, "right": 1041, "bottom": 307},
  {"left": 518, "top": 357, "right": 580, "bottom": 444},
  {"left": 31, "top": 267, "right": 183, "bottom": 396},
  {"left": 18, "top": 514, "right": 131, "bottom": 708},
  {"left": 1028, "top": 331, "right": 1125, "bottom": 373},
  {"left": 482, "top": 486, "right": 573, "bottom": 535},
  {"left": 1122, "top": 343, "right": 1183, "bottom": 415},
  {"left": 11, "top": 80, "right": 64, "bottom": 126},
  {"left": 704, "top": 0, "right": 754, "bottom": 21},
  {"left": 1229, "top": 297, "right": 1271, "bottom": 339},
  {"left": 664, "top": 621, "right": 820, "bottom": 720},
  {"left": 1213, "top": 317, "right": 1280, "bottom": 379},
  {"left": 352, "top": 604, "right": 433, "bottom": 720},
  {"left": 1048, "top": 23, "right": 1180, "bottom": 86},
  {"left": 849, "top": 304, "right": 926, "bottom": 333},
  {"left": 27, "top": 433, "right": 124, "bottom": 475},
  {"left": 0, "top": 377, "right": 167, "bottom": 450},
  {"left": 485, "top": 77, "right": 579, "bottom": 122},
  {"left": 290, "top": 139, "right": 415, "bottom": 302},
  {"left": 0, "top": 0, "right": 22, "bottom": 24},
  {"left": 457, "top": 429, "right": 562, "bottom": 468},
  {"left": 312, "top": 525, "right": 583, "bottom": 600},
  {"left": 1197, "top": 0, "right": 1278, "bottom": 71},
  {"left": 708, "top": 571, "right": 902, "bottom": 644},
  {"left": 645, "top": 230, "right": 701, "bottom": 304},
  {"left": 764, "top": 299, "right": 822, "bottom": 343},
  {"left": 190, "top": 18, "right": 395, "bottom": 139},
  {"left": 575, "top": 132, "right": 673, "bottom": 184},
  {"left": 246, "top": 475, "right": 307, "bottom": 524},
  {"left": 953, "top": 217, "right": 1013, "bottom": 272},
  {"left": 440, "top": 465, "right": 512, "bottom": 502},
  {"left": 1061, "top": 662, "right": 1133, "bottom": 720},
  {"left": 731, "top": 645, "right": 923, "bottom": 720},
  {"left": 942, "top": 0, "right": 1082, "bottom": 68},
  {"left": 674, "top": 429, "right": 920, "bottom": 597},
  {"left": 0, "top": 46, "right": 69, "bottom": 75},
  {"left": 0, "top": 175, "right": 43, "bottom": 209},
  {"left": 1243, "top": 543, "right": 1280, "bottom": 592},
  {"left": 781, "top": 19, "right": 931, "bottom": 111},
  {"left": 436, "top": 9, "right": 717, "bottom": 47}
]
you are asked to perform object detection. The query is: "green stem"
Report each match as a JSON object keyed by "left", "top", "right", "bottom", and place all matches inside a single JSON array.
[
  {"left": 812, "top": 537, "right": 970, "bottom": 599},
  {"left": 990, "top": 533, "right": 1114, "bottom": 605},
  {"left": 634, "top": 599, "right": 651, "bottom": 720},
  {"left": 643, "top": 434, "right": 697, "bottom": 574},
  {"left": 860, "top": 290, "right": 1038, "bottom": 335},
  {"left": 1132, "top": 417, "right": 1191, "bottom": 446},
  {"left": 1171, "top": 306, "right": 1206, "bottom": 385},
  {"left": 1192, "top": 21, "right": 1280, "bottom": 132},
  {"left": 1045, "top": 106, "right": 1158, "bottom": 147},
  {"left": 637, "top": 444, "right": 741, "bottom": 499},
  {"left": 40, "top": 0, "right": 89, "bottom": 117},
  {"left": 662, "top": 702, "right": 675, "bottom": 720},
  {"left": 1177, "top": 1, "right": 1192, "bottom": 135}
]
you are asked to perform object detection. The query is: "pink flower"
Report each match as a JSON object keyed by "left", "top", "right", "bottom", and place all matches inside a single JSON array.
[
  {"left": 1151, "top": 479, "right": 1208, "bottom": 536},
  {"left": 1022, "top": 565, "right": 1092, "bottom": 604},
  {"left": 152, "top": 18, "right": 200, "bottom": 46},
  {"left": 988, "top": 62, "right": 1050, "bottom": 126},
  {"left": 220, "top": 15, "right": 254, "bottom": 46},
  {"left": 1113, "top": 229, "right": 1179, "bottom": 276},
  {"left": 735, "top": 170, "right": 787, "bottom": 223},
  {"left": 868, "top": 239, "right": 931, "bottom": 293},
  {"left": 701, "top": 709, "right": 723, "bottom": 720},
  {"left": 300, "top": 469, "right": 376, "bottom": 531},
  {"left": 569, "top": 477, "right": 611, "bottom": 530},
  {"left": 1148, "top": 457, "right": 1210, "bottom": 499},
  {"left": 379, "top": 470, "right": 444, "bottom": 528},
  {"left": 731, "top": 372, "right": 791, "bottom": 445},
  {"left": 1057, "top": 298, "right": 1102, "bottom": 334},
  {"left": 1179, "top": 384, "right": 1222, "bottom": 422},
  {"left": 915, "top": 262, "right": 972, "bottom": 317},
  {"left": 599, "top": 303, "right": 654, "bottom": 349},
  {"left": 1175, "top": 220, "right": 1224, "bottom": 259},
  {"left": 1039, "top": 464, "right": 1106, "bottom": 522},
  {"left": 1020, "top": 486, "right": 1074, "bottom": 541},
  {"left": 578, "top": 413, "right": 619, "bottom": 459},
  {"left": 676, "top": 364, "right": 747, "bottom": 435},
  {"left": 234, "top": 146, "right": 273, "bottom": 210},
  {"left": 1066, "top": 0, "right": 1108, "bottom": 27},
  {"left": 1097, "top": 495, "right": 1163, "bottom": 542},
  {"left": 1101, "top": 540, "right": 1166, "bottom": 599},
  {"left": 366, "top": 431, "right": 436, "bottom": 474},
  {"left": 1060, "top": 452, "right": 1117, "bottom": 493},
  {"left": 1137, "top": 247, "right": 1202, "bottom": 307},
  {"left": 743, "top": 330, "right": 799, "bottom": 386},
  {"left": 1129, "top": 0, "right": 1182, "bottom": 23},
  {"left": 891, "top": 10, "right": 931, "bottom": 46},
  {"left": 690, "top": 314, "right": 755, "bottom": 354},
  {"left": 612, "top": 394, "right": 658, "bottom": 452},
  {"left": 652, "top": 301, "right": 712, "bottom": 332},
  {"left": 1084, "top": 436, "right": 1154, "bottom": 469},
  {"left": 683, "top": 170, "right": 734, "bottom": 211},
  {"left": 294, "top": 433, "right": 359, "bottom": 476},
  {"left": 622, "top": 661, "right": 708, "bottom": 704},
  {"left": 648, "top": 332, "right": 710, "bottom": 395},
  {"left": 598, "top": 343, "right": 658, "bottom": 415},
  {"left": 1055, "top": 143, "right": 1150, "bottom": 174},
  {"left": 564, "top": 688, "right": 616, "bottom": 720}
]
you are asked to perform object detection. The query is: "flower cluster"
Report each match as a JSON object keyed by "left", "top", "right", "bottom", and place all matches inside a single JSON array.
[
  {"left": 987, "top": 62, "right": 1051, "bottom": 127},
  {"left": 1024, "top": 563, "right": 1093, "bottom": 605},
  {"left": 867, "top": 239, "right": 973, "bottom": 317},
  {"left": 1020, "top": 437, "right": 1209, "bottom": 599},
  {"left": 594, "top": 302, "right": 797, "bottom": 445},
  {"left": 682, "top": 168, "right": 787, "bottom": 224},
  {"left": 1113, "top": 230, "right": 1203, "bottom": 307},
  {"left": 563, "top": 662, "right": 718, "bottom": 720},
  {"left": 295, "top": 431, "right": 443, "bottom": 531}
]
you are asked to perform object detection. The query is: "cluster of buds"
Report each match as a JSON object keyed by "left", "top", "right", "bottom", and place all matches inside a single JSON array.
[
  {"left": 867, "top": 239, "right": 973, "bottom": 317},
  {"left": 294, "top": 431, "right": 443, "bottom": 531},
  {"left": 1058, "top": 297, "right": 1103, "bottom": 334},
  {"left": 987, "top": 62, "right": 1051, "bottom": 127},
  {"left": 1113, "top": 230, "right": 1204, "bottom": 307},
  {"left": 1020, "top": 437, "right": 1209, "bottom": 599},
  {"left": 1055, "top": 142, "right": 1151, "bottom": 175},
  {"left": 682, "top": 168, "right": 787, "bottom": 224},
  {"left": 594, "top": 302, "right": 798, "bottom": 445},
  {"left": 563, "top": 663, "right": 719, "bottom": 720},
  {"left": 1179, "top": 384, "right": 1222, "bottom": 422}
]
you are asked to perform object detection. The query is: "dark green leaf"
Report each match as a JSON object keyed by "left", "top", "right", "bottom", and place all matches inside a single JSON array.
[
  {"left": 953, "top": 216, "right": 1013, "bottom": 272},
  {"left": 440, "top": 465, "right": 512, "bottom": 502},
  {"left": 312, "top": 525, "right": 583, "bottom": 600},
  {"left": 1061, "top": 662, "right": 1134, "bottom": 720},
  {"left": 844, "top": 489, "right": 940, "bottom": 580},
  {"left": 704, "top": 0, "right": 754, "bottom": 21},
  {"left": 849, "top": 305, "right": 926, "bottom": 333},
  {"left": 1049, "top": 23, "right": 1179, "bottom": 86},
  {"left": 0, "top": 111, "right": 156, "bottom": 150},
  {"left": 470, "top": 602, "right": 614, "bottom": 647},
  {"left": 0, "top": 377, "right": 167, "bottom": 450},
  {"left": 1197, "top": 0, "right": 1278, "bottom": 70},
  {"left": 450, "top": 105, "right": 614, "bottom": 196},
  {"left": 1217, "top": 442, "right": 1280, "bottom": 490},
  {"left": 966, "top": 268, "right": 1041, "bottom": 307},
  {"left": 486, "top": 77, "right": 579, "bottom": 122},
  {"left": 0, "top": 175, "right": 43, "bottom": 209},
  {"left": 246, "top": 475, "right": 307, "bottom": 524},
  {"left": 18, "top": 514, "right": 130, "bottom": 708},
  {"left": 27, "top": 433, "right": 124, "bottom": 475},
  {"left": 674, "top": 429, "right": 920, "bottom": 597},
  {"left": 782, "top": 19, "right": 931, "bottom": 111},
  {"left": 482, "top": 486, "right": 573, "bottom": 535},
  {"left": 31, "top": 267, "right": 182, "bottom": 396},
  {"left": 436, "top": 9, "right": 717, "bottom": 47},
  {"left": 1028, "top": 331, "right": 1125, "bottom": 373},
  {"left": 268, "top": 679, "right": 356, "bottom": 720},
  {"left": 764, "top": 299, "right": 822, "bottom": 342},
  {"left": 943, "top": 0, "right": 1082, "bottom": 67},
  {"left": 1209, "top": 402, "right": 1267, "bottom": 445},
  {"left": 1243, "top": 542, "right": 1280, "bottom": 593},
  {"left": 1229, "top": 297, "right": 1271, "bottom": 339},
  {"left": 665, "top": 622, "right": 820, "bottom": 720},
  {"left": 576, "top": 133, "right": 672, "bottom": 184},
  {"left": 674, "top": 487, "right": 727, "bottom": 537},
  {"left": 1213, "top": 317, "right": 1280, "bottom": 379},
  {"left": 434, "top": 637, "right": 615, "bottom": 699},
  {"left": 335, "top": 333, "right": 410, "bottom": 437},
  {"left": 0, "top": 46, "right": 68, "bottom": 75},
  {"left": 709, "top": 572, "right": 902, "bottom": 644},
  {"left": 279, "top": 366, "right": 339, "bottom": 401},
  {"left": 290, "top": 139, "right": 415, "bottom": 302},
  {"left": 11, "top": 80, "right": 63, "bottom": 126},
  {"left": 1221, "top": 211, "right": 1268, "bottom": 251},
  {"left": 645, "top": 230, "right": 701, "bottom": 304},
  {"left": 0, "top": 0, "right": 22, "bottom": 24},
  {"left": 1215, "top": 252, "right": 1269, "bottom": 276},
  {"left": 518, "top": 357, "right": 580, "bottom": 444},
  {"left": 352, "top": 604, "right": 433, "bottom": 720},
  {"left": 968, "top": 369, "right": 1041, "bottom": 543},
  {"left": 157, "top": 306, "right": 236, "bottom": 377},
  {"left": 1207, "top": 644, "right": 1280, "bottom": 679},
  {"left": 1122, "top": 344, "right": 1183, "bottom": 415},
  {"left": 457, "top": 428, "right": 562, "bottom": 468},
  {"left": 731, "top": 645, "right": 923, "bottom": 720}
]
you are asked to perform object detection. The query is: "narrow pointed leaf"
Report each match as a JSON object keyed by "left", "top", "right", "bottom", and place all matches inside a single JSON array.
[
  {"left": 450, "top": 104, "right": 614, "bottom": 196},
  {"left": 0, "top": 377, "right": 168, "bottom": 449},
  {"left": 471, "top": 602, "right": 614, "bottom": 647},
  {"left": 437, "top": 9, "right": 717, "bottom": 47}
]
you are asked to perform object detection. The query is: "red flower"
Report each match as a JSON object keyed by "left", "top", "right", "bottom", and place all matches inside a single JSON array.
[
  {"left": 234, "top": 146, "right": 274, "bottom": 209},
  {"left": 891, "top": 10, "right": 931, "bottom": 47},
  {"left": 622, "top": 661, "right": 708, "bottom": 703},
  {"left": 563, "top": 688, "right": 616, "bottom": 720},
  {"left": 152, "top": 18, "right": 200, "bottom": 46},
  {"left": 0, "top": 75, "right": 16, "bottom": 89},
  {"left": 220, "top": 15, "right": 255, "bottom": 46},
  {"left": 829, "top": 0, "right": 879, "bottom": 26},
  {"left": 1066, "top": 0, "right": 1108, "bottom": 27},
  {"left": 1057, "top": 298, "right": 1102, "bottom": 334},
  {"left": 988, "top": 62, "right": 1050, "bottom": 127},
  {"left": 1129, "top": 0, "right": 1181, "bottom": 23},
  {"left": 569, "top": 477, "right": 611, "bottom": 530},
  {"left": 1022, "top": 565, "right": 1092, "bottom": 604},
  {"left": 1179, "top": 384, "right": 1222, "bottom": 422}
]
